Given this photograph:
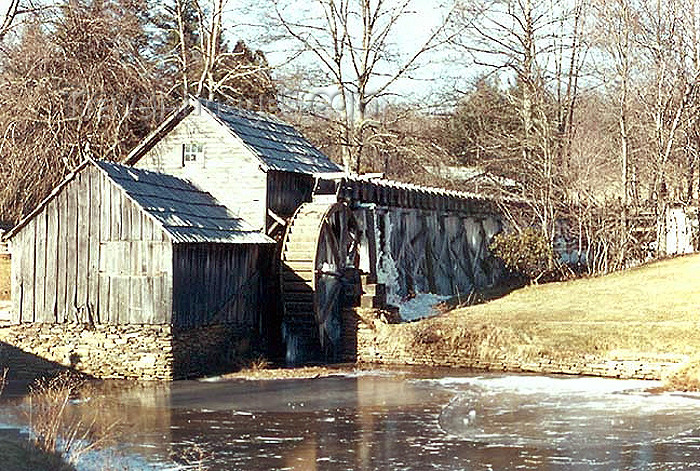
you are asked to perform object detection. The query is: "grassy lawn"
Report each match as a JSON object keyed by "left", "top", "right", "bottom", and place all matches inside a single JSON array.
[
  {"left": 451, "top": 253, "right": 700, "bottom": 358},
  {"left": 376, "top": 254, "right": 700, "bottom": 373},
  {"left": 467, "top": 254, "right": 700, "bottom": 324},
  {"left": 0, "top": 255, "right": 9, "bottom": 300}
]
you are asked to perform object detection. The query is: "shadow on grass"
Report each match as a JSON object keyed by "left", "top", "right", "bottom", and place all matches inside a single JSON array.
[
  {"left": 0, "top": 432, "right": 76, "bottom": 471},
  {"left": 436, "top": 277, "right": 529, "bottom": 313},
  {"left": 0, "top": 341, "right": 95, "bottom": 398}
]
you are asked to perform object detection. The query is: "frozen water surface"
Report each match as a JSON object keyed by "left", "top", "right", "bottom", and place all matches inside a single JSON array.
[{"left": 2, "top": 370, "right": 700, "bottom": 470}]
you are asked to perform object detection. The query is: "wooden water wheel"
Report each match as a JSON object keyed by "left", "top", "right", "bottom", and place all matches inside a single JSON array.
[{"left": 280, "top": 201, "right": 360, "bottom": 363}]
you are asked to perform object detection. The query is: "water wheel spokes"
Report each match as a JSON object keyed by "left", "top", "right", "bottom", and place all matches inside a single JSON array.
[{"left": 280, "top": 201, "right": 360, "bottom": 364}]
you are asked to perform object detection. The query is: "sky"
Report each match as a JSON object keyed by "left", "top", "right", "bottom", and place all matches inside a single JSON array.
[
  {"left": 0, "top": 0, "right": 465, "bottom": 106},
  {"left": 219, "top": 0, "right": 462, "bottom": 105}
]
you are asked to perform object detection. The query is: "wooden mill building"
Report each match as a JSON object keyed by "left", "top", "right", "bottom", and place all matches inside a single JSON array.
[{"left": 2, "top": 97, "right": 503, "bottom": 379}]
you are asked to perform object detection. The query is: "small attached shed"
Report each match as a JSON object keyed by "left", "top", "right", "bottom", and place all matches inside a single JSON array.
[{"left": 3, "top": 159, "right": 275, "bottom": 379}]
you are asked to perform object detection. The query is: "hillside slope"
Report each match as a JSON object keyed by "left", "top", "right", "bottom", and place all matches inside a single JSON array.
[{"left": 359, "top": 254, "right": 700, "bottom": 382}]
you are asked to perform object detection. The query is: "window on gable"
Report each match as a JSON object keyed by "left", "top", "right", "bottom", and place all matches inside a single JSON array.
[{"left": 183, "top": 143, "right": 204, "bottom": 164}]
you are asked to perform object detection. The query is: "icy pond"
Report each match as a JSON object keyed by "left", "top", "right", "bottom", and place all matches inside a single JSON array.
[{"left": 3, "top": 369, "right": 700, "bottom": 470}]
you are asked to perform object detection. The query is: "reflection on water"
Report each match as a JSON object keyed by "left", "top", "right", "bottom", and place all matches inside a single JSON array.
[{"left": 2, "top": 370, "right": 700, "bottom": 470}]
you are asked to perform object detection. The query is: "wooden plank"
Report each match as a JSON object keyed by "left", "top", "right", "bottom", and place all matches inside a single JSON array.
[
  {"left": 238, "top": 249, "right": 248, "bottom": 323},
  {"left": 246, "top": 248, "right": 256, "bottom": 326},
  {"left": 169, "top": 245, "right": 180, "bottom": 326},
  {"left": 106, "top": 251, "right": 119, "bottom": 324},
  {"left": 100, "top": 174, "right": 111, "bottom": 242},
  {"left": 131, "top": 203, "right": 142, "bottom": 241},
  {"left": 135, "top": 241, "right": 145, "bottom": 276},
  {"left": 176, "top": 246, "right": 188, "bottom": 327},
  {"left": 65, "top": 176, "right": 79, "bottom": 322},
  {"left": 156, "top": 243, "right": 173, "bottom": 324},
  {"left": 150, "top": 241, "right": 160, "bottom": 277},
  {"left": 76, "top": 171, "right": 89, "bottom": 314},
  {"left": 22, "top": 221, "right": 36, "bottom": 323},
  {"left": 113, "top": 276, "right": 124, "bottom": 324},
  {"left": 127, "top": 243, "right": 141, "bottom": 324},
  {"left": 196, "top": 246, "right": 204, "bottom": 325},
  {"left": 121, "top": 190, "right": 131, "bottom": 241},
  {"left": 217, "top": 246, "right": 227, "bottom": 322},
  {"left": 228, "top": 247, "right": 237, "bottom": 323},
  {"left": 153, "top": 274, "right": 164, "bottom": 325},
  {"left": 56, "top": 190, "right": 67, "bottom": 322},
  {"left": 98, "top": 273, "right": 110, "bottom": 324},
  {"left": 129, "top": 276, "right": 143, "bottom": 323},
  {"left": 142, "top": 216, "right": 152, "bottom": 242},
  {"left": 11, "top": 232, "right": 22, "bottom": 323},
  {"left": 214, "top": 247, "right": 224, "bottom": 323},
  {"left": 182, "top": 246, "right": 194, "bottom": 327},
  {"left": 45, "top": 199, "right": 59, "bottom": 322},
  {"left": 88, "top": 168, "right": 101, "bottom": 321},
  {"left": 203, "top": 246, "right": 213, "bottom": 323},
  {"left": 118, "top": 276, "right": 129, "bottom": 325},
  {"left": 34, "top": 209, "right": 46, "bottom": 322},
  {"left": 142, "top": 275, "right": 155, "bottom": 324},
  {"left": 110, "top": 184, "right": 121, "bottom": 241}
]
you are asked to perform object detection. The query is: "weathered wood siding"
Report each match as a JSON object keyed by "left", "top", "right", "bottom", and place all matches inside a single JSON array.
[
  {"left": 134, "top": 112, "right": 268, "bottom": 230},
  {"left": 171, "top": 244, "right": 269, "bottom": 329},
  {"left": 11, "top": 166, "right": 173, "bottom": 324},
  {"left": 267, "top": 171, "right": 314, "bottom": 220}
]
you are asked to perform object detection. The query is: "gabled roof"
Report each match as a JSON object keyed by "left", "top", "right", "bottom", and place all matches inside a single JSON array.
[
  {"left": 125, "top": 97, "right": 343, "bottom": 175},
  {"left": 5, "top": 159, "right": 274, "bottom": 245}
]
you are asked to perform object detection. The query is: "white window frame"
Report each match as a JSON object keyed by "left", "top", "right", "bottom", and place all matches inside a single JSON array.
[{"left": 183, "top": 142, "right": 204, "bottom": 165}]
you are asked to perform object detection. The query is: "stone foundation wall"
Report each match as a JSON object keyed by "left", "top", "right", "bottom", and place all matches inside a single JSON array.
[
  {"left": 346, "top": 309, "right": 688, "bottom": 381},
  {"left": 0, "top": 322, "right": 256, "bottom": 381},
  {"left": 173, "top": 324, "right": 256, "bottom": 379}
]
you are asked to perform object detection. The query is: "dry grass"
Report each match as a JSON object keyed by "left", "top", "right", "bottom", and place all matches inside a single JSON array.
[
  {"left": 665, "top": 359, "right": 700, "bottom": 391},
  {"left": 0, "top": 369, "right": 76, "bottom": 471},
  {"left": 27, "top": 373, "right": 119, "bottom": 466},
  {"left": 0, "top": 255, "right": 10, "bottom": 300},
  {"left": 221, "top": 364, "right": 357, "bottom": 381},
  {"left": 378, "top": 254, "right": 700, "bottom": 378}
]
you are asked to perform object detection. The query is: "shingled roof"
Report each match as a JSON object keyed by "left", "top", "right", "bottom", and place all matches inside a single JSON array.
[
  {"left": 197, "top": 98, "right": 341, "bottom": 174},
  {"left": 125, "top": 97, "right": 342, "bottom": 175},
  {"left": 5, "top": 160, "right": 274, "bottom": 245},
  {"left": 96, "top": 160, "right": 274, "bottom": 244}
]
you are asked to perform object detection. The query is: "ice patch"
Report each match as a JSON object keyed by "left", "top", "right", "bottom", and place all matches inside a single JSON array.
[
  {"left": 423, "top": 375, "right": 662, "bottom": 395},
  {"left": 430, "top": 374, "right": 700, "bottom": 448}
]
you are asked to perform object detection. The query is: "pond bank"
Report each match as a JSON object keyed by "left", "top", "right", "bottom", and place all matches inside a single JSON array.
[
  {"left": 350, "top": 308, "right": 688, "bottom": 381},
  {"left": 348, "top": 255, "right": 700, "bottom": 387}
]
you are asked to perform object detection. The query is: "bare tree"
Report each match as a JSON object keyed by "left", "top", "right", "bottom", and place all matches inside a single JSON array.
[
  {"left": 273, "top": 0, "right": 455, "bottom": 173},
  {"left": 0, "top": 0, "right": 55, "bottom": 43},
  {"left": 592, "top": 0, "right": 638, "bottom": 263},
  {"left": 0, "top": 0, "right": 165, "bottom": 222},
  {"left": 449, "top": 0, "right": 589, "bottom": 245},
  {"left": 636, "top": 0, "right": 700, "bottom": 253},
  {"left": 0, "top": 0, "right": 20, "bottom": 42},
  {"left": 594, "top": 0, "right": 700, "bottom": 257},
  {"left": 158, "top": 0, "right": 276, "bottom": 109}
]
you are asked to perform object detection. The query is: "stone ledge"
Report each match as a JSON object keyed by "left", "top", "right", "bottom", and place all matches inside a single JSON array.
[{"left": 0, "top": 322, "right": 257, "bottom": 380}]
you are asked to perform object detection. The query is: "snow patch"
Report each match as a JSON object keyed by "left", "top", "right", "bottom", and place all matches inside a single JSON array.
[{"left": 399, "top": 293, "right": 451, "bottom": 322}]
